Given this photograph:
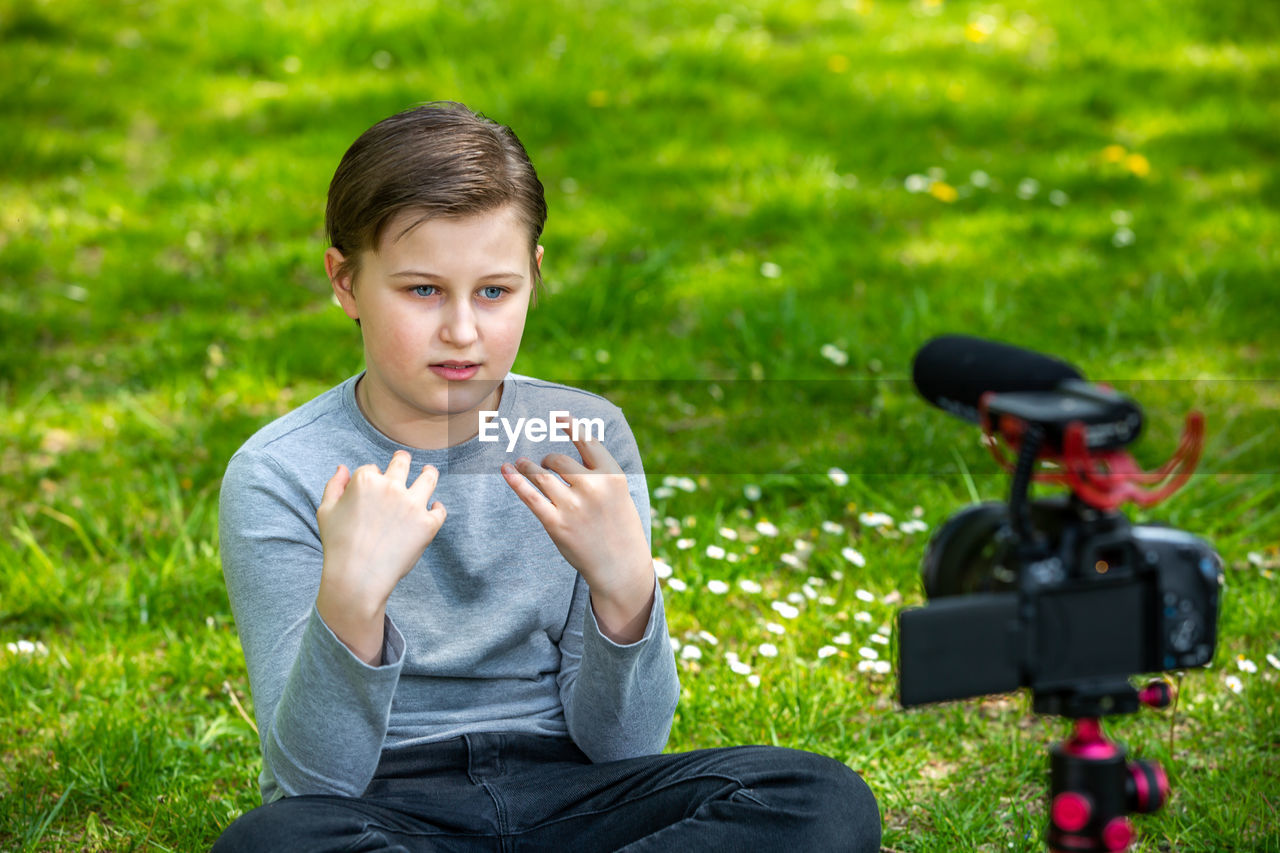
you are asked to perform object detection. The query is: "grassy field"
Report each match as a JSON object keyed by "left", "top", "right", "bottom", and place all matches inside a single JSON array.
[{"left": 2, "top": 0, "right": 1278, "bottom": 849}]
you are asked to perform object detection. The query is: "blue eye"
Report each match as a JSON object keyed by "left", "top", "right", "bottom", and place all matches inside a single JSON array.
[
  {"left": 412, "top": 285, "right": 438, "bottom": 297},
  {"left": 481, "top": 286, "right": 506, "bottom": 300}
]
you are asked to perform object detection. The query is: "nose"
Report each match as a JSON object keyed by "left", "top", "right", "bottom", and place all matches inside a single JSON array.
[{"left": 439, "top": 298, "right": 479, "bottom": 347}]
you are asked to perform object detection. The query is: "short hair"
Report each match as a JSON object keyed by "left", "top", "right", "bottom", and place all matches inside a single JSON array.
[{"left": 325, "top": 101, "right": 547, "bottom": 290}]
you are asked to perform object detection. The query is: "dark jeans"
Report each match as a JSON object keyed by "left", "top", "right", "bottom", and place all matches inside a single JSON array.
[{"left": 212, "top": 732, "right": 880, "bottom": 852}]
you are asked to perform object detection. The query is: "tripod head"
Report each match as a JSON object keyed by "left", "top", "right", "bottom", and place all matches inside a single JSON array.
[{"left": 1040, "top": 681, "right": 1173, "bottom": 853}]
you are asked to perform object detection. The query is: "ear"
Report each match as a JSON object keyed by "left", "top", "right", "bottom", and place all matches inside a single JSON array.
[
  {"left": 325, "top": 247, "right": 360, "bottom": 321},
  {"left": 530, "top": 244, "right": 545, "bottom": 309}
]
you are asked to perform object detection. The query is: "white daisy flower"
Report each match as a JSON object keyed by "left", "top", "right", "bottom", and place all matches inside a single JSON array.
[
  {"left": 755, "top": 520, "right": 779, "bottom": 537},
  {"left": 841, "top": 547, "right": 866, "bottom": 567},
  {"left": 821, "top": 344, "right": 849, "bottom": 367},
  {"left": 759, "top": 643, "right": 779, "bottom": 658},
  {"left": 771, "top": 601, "right": 801, "bottom": 619},
  {"left": 827, "top": 466, "right": 850, "bottom": 486},
  {"left": 707, "top": 579, "right": 729, "bottom": 594}
]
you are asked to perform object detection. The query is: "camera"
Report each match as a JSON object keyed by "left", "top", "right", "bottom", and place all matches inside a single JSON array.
[
  {"left": 899, "top": 494, "right": 1222, "bottom": 710},
  {"left": 897, "top": 335, "right": 1223, "bottom": 710},
  {"left": 895, "top": 335, "right": 1224, "bottom": 852}
]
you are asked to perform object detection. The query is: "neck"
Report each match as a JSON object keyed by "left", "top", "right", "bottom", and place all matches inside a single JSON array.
[{"left": 355, "top": 374, "right": 503, "bottom": 450}]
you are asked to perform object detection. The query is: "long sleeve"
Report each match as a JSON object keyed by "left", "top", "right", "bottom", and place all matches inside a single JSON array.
[
  {"left": 554, "top": 412, "right": 681, "bottom": 761},
  {"left": 219, "top": 374, "right": 681, "bottom": 804},
  {"left": 219, "top": 450, "right": 403, "bottom": 802}
]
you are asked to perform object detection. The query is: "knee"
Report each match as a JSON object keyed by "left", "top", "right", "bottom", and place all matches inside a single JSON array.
[
  {"left": 212, "top": 802, "right": 290, "bottom": 853},
  {"left": 756, "top": 749, "right": 882, "bottom": 853},
  {"left": 211, "top": 796, "right": 363, "bottom": 853},
  {"left": 813, "top": 755, "right": 881, "bottom": 852}
]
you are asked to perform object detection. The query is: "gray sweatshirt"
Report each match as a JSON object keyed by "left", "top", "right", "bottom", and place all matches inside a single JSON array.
[{"left": 218, "top": 373, "right": 680, "bottom": 804}]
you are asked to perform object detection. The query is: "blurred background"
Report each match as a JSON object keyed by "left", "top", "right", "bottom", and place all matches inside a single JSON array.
[{"left": 2, "top": 0, "right": 1277, "bottom": 849}]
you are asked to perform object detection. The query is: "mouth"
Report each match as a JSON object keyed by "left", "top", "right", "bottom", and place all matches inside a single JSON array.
[{"left": 429, "top": 361, "right": 482, "bottom": 380}]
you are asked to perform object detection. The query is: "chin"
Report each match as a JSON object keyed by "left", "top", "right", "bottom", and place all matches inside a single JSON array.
[{"left": 434, "top": 381, "right": 501, "bottom": 413}]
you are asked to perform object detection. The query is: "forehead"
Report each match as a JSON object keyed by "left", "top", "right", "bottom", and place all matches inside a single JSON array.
[{"left": 377, "top": 205, "right": 529, "bottom": 256}]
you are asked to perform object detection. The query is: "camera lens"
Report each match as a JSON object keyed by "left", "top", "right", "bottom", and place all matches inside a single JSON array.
[{"left": 922, "top": 502, "right": 1016, "bottom": 598}]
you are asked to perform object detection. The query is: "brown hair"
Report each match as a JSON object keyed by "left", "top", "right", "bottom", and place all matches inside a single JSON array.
[{"left": 325, "top": 101, "right": 547, "bottom": 291}]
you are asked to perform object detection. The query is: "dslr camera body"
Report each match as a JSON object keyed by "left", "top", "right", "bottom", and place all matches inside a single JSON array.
[
  {"left": 899, "top": 493, "right": 1222, "bottom": 712},
  {"left": 897, "top": 335, "right": 1224, "bottom": 852}
]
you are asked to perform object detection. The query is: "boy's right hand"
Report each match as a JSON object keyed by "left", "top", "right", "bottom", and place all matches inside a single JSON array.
[{"left": 314, "top": 451, "right": 446, "bottom": 663}]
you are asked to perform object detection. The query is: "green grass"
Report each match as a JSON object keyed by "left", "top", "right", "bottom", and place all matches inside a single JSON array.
[{"left": 2, "top": 0, "right": 1278, "bottom": 849}]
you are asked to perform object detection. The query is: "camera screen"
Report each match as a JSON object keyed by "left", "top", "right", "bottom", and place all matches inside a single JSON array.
[{"left": 1034, "top": 580, "right": 1151, "bottom": 688}]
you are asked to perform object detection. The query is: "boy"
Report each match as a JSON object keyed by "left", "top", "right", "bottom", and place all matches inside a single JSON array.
[{"left": 214, "top": 101, "right": 880, "bottom": 851}]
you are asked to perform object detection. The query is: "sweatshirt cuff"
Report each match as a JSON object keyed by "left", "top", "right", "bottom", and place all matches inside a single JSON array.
[
  {"left": 585, "top": 575, "right": 665, "bottom": 650},
  {"left": 311, "top": 603, "right": 406, "bottom": 670}
]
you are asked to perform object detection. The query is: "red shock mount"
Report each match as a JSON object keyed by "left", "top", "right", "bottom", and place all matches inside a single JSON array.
[{"left": 979, "top": 400, "right": 1205, "bottom": 511}]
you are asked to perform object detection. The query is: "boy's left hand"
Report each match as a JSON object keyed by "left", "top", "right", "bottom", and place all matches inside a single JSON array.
[{"left": 501, "top": 436, "right": 655, "bottom": 644}]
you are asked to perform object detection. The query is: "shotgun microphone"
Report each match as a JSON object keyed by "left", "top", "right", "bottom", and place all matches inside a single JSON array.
[{"left": 911, "top": 334, "right": 1085, "bottom": 424}]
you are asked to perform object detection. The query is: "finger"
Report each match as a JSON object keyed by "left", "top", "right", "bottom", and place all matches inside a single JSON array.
[
  {"left": 572, "top": 436, "right": 623, "bottom": 474},
  {"left": 514, "top": 457, "right": 572, "bottom": 504},
  {"left": 425, "top": 500, "right": 447, "bottom": 532},
  {"left": 319, "top": 465, "right": 351, "bottom": 512},
  {"left": 501, "top": 461, "right": 557, "bottom": 522},
  {"left": 541, "top": 452, "right": 588, "bottom": 484},
  {"left": 409, "top": 464, "right": 440, "bottom": 501},
  {"left": 386, "top": 449, "right": 412, "bottom": 484}
]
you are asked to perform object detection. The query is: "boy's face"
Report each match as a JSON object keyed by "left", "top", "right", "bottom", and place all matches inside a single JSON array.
[{"left": 326, "top": 204, "right": 542, "bottom": 448}]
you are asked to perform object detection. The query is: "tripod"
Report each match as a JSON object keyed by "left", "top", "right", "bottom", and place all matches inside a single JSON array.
[{"left": 1034, "top": 681, "right": 1173, "bottom": 852}]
